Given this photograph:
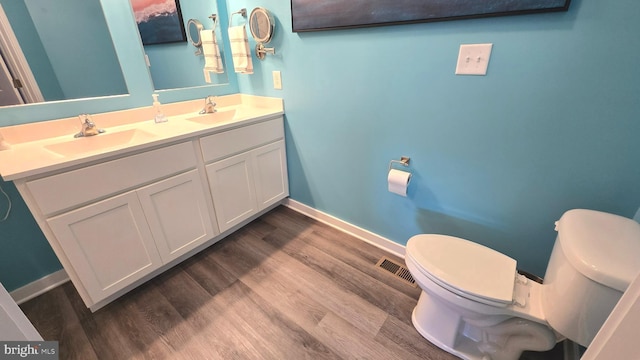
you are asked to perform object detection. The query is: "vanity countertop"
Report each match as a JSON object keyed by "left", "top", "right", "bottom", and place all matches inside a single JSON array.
[{"left": 0, "top": 94, "right": 283, "bottom": 181}]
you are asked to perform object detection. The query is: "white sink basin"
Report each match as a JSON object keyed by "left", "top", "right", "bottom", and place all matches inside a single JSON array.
[
  {"left": 44, "top": 129, "right": 156, "bottom": 157},
  {"left": 185, "top": 109, "right": 236, "bottom": 125}
]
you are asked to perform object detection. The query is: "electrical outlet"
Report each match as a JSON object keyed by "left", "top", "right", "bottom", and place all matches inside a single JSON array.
[
  {"left": 272, "top": 71, "right": 282, "bottom": 90},
  {"left": 455, "top": 43, "right": 493, "bottom": 75}
]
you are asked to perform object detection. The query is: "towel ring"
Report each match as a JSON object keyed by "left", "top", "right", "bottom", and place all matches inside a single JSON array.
[
  {"left": 229, "top": 8, "right": 247, "bottom": 27},
  {"left": 208, "top": 14, "right": 218, "bottom": 29}
]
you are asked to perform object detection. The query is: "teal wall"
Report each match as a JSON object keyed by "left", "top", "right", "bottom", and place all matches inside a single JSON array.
[
  {"left": 24, "top": 0, "right": 127, "bottom": 100},
  {"left": 1, "top": 0, "right": 126, "bottom": 101},
  {"left": 231, "top": 0, "right": 640, "bottom": 276},
  {"left": 0, "top": 0, "right": 64, "bottom": 100},
  {"left": 1, "top": 0, "right": 639, "bottom": 292},
  {"left": 0, "top": 180, "right": 62, "bottom": 291}
]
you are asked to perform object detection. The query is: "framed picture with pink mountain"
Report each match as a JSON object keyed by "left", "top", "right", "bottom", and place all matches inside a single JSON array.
[{"left": 130, "top": 0, "right": 187, "bottom": 45}]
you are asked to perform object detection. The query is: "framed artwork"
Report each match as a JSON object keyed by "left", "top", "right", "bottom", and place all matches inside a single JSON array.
[
  {"left": 291, "top": 0, "right": 571, "bottom": 32},
  {"left": 130, "top": 0, "right": 187, "bottom": 45}
]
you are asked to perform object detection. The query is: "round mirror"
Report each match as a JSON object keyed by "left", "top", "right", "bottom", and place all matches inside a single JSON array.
[
  {"left": 187, "top": 19, "right": 204, "bottom": 47},
  {"left": 249, "top": 7, "right": 274, "bottom": 44}
]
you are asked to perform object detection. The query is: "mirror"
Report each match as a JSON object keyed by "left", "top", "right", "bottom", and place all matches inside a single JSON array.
[
  {"left": 0, "top": 0, "right": 127, "bottom": 108},
  {"left": 249, "top": 7, "right": 275, "bottom": 60},
  {"left": 249, "top": 7, "right": 274, "bottom": 44},
  {"left": 187, "top": 19, "right": 204, "bottom": 49},
  {"left": 139, "top": 0, "right": 229, "bottom": 91}
]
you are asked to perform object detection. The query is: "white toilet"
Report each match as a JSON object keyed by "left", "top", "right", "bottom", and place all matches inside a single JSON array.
[{"left": 405, "top": 209, "right": 640, "bottom": 360}]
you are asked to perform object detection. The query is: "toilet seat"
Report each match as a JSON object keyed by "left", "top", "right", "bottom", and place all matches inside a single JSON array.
[{"left": 407, "top": 234, "right": 517, "bottom": 307}]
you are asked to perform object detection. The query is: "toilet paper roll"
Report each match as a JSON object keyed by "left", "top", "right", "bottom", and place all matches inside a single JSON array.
[{"left": 388, "top": 168, "right": 411, "bottom": 197}]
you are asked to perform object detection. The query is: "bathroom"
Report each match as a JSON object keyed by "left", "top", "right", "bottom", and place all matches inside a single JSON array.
[{"left": 0, "top": 0, "right": 639, "bottom": 358}]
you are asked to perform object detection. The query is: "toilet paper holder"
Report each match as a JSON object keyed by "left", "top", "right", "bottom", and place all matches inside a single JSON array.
[{"left": 388, "top": 156, "right": 410, "bottom": 171}]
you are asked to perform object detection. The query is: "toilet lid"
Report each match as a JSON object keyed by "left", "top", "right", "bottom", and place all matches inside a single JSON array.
[{"left": 407, "top": 234, "right": 517, "bottom": 305}]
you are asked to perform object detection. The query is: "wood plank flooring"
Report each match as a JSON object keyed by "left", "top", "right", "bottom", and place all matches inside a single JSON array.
[{"left": 20, "top": 205, "right": 564, "bottom": 360}]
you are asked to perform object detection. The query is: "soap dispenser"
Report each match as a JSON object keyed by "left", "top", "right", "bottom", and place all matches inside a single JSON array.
[{"left": 152, "top": 94, "right": 168, "bottom": 123}]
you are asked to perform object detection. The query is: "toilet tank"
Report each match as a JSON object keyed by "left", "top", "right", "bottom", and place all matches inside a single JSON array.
[{"left": 541, "top": 209, "right": 640, "bottom": 347}]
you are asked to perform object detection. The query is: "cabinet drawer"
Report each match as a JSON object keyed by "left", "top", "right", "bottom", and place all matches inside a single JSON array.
[
  {"left": 200, "top": 117, "right": 284, "bottom": 163},
  {"left": 27, "top": 141, "right": 197, "bottom": 216}
]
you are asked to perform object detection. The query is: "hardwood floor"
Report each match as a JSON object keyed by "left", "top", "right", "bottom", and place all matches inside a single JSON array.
[{"left": 20, "top": 205, "right": 564, "bottom": 360}]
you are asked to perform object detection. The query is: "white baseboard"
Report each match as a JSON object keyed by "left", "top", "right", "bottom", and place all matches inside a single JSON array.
[
  {"left": 10, "top": 269, "right": 69, "bottom": 305},
  {"left": 283, "top": 199, "right": 406, "bottom": 259}
]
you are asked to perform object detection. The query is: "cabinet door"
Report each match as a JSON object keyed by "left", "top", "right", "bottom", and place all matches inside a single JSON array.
[
  {"left": 47, "top": 192, "right": 162, "bottom": 303},
  {"left": 137, "top": 170, "right": 216, "bottom": 263},
  {"left": 206, "top": 152, "right": 257, "bottom": 232},
  {"left": 252, "top": 140, "right": 289, "bottom": 210}
]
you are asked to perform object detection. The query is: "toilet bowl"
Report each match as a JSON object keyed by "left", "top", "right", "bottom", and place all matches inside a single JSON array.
[{"left": 405, "top": 209, "right": 640, "bottom": 360}]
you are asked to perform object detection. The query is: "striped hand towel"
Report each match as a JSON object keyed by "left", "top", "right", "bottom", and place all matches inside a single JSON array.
[
  {"left": 229, "top": 25, "right": 253, "bottom": 74},
  {"left": 200, "top": 29, "right": 224, "bottom": 83}
]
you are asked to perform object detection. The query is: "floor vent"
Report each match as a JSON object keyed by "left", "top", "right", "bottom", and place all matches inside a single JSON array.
[{"left": 375, "top": 257, "right": 417, "bottom": 287}]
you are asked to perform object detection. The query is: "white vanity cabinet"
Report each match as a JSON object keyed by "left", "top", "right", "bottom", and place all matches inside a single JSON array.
[
  {"left": 205, "top": 151, "right": 259, "bottom": 232},
  {"left": 0, "top": 95, "right": 288, "bottom": 311},
  {"left": 252, "top": 140, "right": 290, "bottom": 209},
  {"left": 10, "top": 112, "right": 288, "bottom": 310},
  {"left": 201, "top": 117, "right": 289, "bottom": 232},
  {"left": 137, "top": 170, "right": 215, "bottom": 263},
  {"left": 46, "top": 190, "right": 163, "bottom": 303},
  {"left": 23, "top": 141, "right": 217, "bottom": 305}
]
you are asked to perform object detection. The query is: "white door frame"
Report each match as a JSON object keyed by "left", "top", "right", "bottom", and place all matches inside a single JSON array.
[
  {"left": 581, "top": 272, "right": 640, "bottom": 359},
  {"left": 0, "top": 282, "right": 42, "bottom": 341},
  {"left": 0, "top": 46, "right": 23, "bottom": 105}
]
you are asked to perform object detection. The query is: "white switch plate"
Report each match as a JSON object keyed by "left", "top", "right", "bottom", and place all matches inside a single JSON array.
[
  {"left": 455, "top": 43, "right": 493, "bottom": 75},
  {"left": 272, "top": 71, "right": 282, "bottom": 90}
]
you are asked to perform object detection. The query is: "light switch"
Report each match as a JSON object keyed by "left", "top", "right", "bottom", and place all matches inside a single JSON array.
[
  {"left": 272, "top": 71, "right": 282, "bottom": 90},
  {"left": 455, "top": 43, "right": 493, "bottom": 75}
]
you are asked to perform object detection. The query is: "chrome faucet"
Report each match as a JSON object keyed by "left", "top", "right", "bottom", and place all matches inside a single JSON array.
[
  {"left": 74, "top": 114, "right": 105, "bottom": 138},
  {"left": 199, "top": 95, "right": 217, "bottom": 114}
]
